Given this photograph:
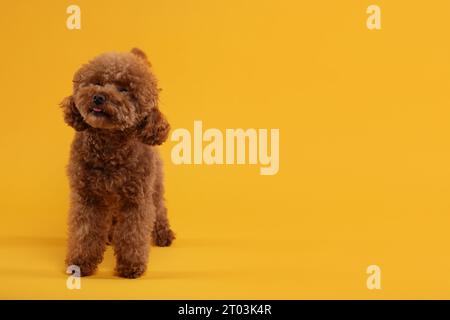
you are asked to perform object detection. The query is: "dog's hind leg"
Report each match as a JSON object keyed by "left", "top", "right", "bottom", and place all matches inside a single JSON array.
[{"left": 151, "top": 179, "right": 175, "bottom": 247}]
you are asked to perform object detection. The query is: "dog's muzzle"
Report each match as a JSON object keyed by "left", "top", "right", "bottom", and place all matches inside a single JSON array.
[{"left": 93, "top": 94, "right": 106, "bottom": 106}]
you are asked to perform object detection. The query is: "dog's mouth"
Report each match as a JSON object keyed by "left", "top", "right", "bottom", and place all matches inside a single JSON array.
[{"left": 89, "top": 106, "right": 109, "bottom": 117}]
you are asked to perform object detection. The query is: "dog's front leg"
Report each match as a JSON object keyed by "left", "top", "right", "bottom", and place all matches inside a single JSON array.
[
  {"left": 113, "top": 200, "right": 154, "bottom": 278},
  {"left": 65, "top": 196, "right": 110, "bottom": 276}
]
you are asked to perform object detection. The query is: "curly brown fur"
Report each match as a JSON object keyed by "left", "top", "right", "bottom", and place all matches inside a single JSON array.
[{"left": 61, "top": 48, "right": 175, "bottom": 278}]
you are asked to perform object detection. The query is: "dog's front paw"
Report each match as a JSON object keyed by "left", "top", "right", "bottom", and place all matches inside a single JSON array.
[
  {"left": 66, "top": 260, "right": 98, "bottom": 277},
  {"left": 116, "top": 263, "right": 147, "bottom": 279}
]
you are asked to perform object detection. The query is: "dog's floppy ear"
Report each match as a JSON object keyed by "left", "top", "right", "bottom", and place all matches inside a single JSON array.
[
  {"left": 60, "top": 95, "right": 89, "bottom": 131},
  {"left": 131, "top": 48, "right": 151, "bottom": 67},
  {"left": 136, "top": 108, "right": 170, "bottom": 146}
]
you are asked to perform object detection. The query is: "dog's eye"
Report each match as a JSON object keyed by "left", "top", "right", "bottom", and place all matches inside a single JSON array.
[
  {"left": 94, "top": 82, "right": 103, "bottom": 86},
  {"left": 118, "top": 87, "right": 128, "bottom": 93}
]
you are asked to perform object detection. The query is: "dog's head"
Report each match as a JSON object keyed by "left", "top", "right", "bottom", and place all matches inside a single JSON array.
[{"left": 60, "top": 48, "right": 170, "bottom": 145}]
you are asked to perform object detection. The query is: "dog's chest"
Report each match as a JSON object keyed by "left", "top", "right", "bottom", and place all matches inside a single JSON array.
[{"left": 78, "top": 147, "right": 152, "bottom": 196}]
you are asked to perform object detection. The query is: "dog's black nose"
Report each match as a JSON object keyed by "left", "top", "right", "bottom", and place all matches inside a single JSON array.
[{"left": 93, "top": 94, "right": 105, "bottom": 105}]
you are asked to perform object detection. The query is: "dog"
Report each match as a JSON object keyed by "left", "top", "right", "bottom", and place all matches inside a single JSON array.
[{"left": 61, "top": 48, "right": 175, "bottom": 278}]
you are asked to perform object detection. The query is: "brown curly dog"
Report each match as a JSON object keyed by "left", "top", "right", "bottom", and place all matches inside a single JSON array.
[{"left": 61, "top": 48, "right": 175, "bottom": 278}]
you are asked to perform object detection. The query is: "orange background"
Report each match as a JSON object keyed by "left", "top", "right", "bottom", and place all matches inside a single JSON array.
[{"left": 1, "top": 0, "right": 450, "bottom": 299}]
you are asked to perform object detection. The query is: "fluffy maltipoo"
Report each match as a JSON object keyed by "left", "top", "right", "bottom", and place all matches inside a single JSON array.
[{"left": 61, "top": 48, "right": 175, "bottom": 278}]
